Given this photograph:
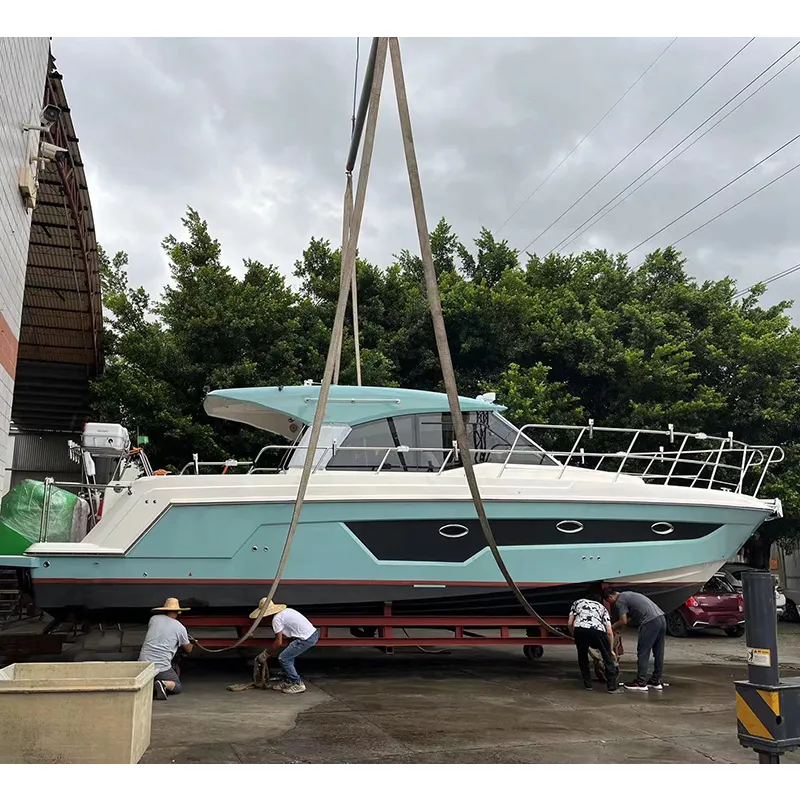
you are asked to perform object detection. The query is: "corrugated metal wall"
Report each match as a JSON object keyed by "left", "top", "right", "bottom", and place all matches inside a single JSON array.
[
  {"left": 0, "top": 37, "right": 52, "bottom": 494},
  {"left": 9, "top": 430, "right": 80, "bottom": 489}
]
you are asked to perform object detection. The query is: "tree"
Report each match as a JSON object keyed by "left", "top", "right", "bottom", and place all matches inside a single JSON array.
[{"left": 91, "top": 209, "right": 800, "bottom": 559}]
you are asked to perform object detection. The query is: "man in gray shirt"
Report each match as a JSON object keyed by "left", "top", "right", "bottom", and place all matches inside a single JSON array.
[
  {"left": 605, "top": 589, "right": 666, "bottom": 692},
  {"left": 139, "top": 597, "right": 194, "bottom": 700}
]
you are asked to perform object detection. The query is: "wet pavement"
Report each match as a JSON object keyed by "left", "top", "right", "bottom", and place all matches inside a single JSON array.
[{"left": 138, "top": 628, "right": 800, "bottom": 764}]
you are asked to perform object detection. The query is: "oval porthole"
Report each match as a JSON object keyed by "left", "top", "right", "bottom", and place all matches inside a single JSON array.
[
  {"left": 556, "top": 520, "right": 584, "bottom": 534},
  {"left": 651, "top": 522, "right": 674, "bottom": 536},
  {"left": 439, "top": 524, "right": 469, "bottom": 539}
]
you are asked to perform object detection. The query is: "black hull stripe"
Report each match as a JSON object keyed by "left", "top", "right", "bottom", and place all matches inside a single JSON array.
[{"left": 347, "top": 519, "right": 717, "bottom": 562}]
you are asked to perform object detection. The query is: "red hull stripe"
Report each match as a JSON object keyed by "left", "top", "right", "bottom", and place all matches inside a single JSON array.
[{"left": 34, "top": 577, "right": 700, "bottom": 587}]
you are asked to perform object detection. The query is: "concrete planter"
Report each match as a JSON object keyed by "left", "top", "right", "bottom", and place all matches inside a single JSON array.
[{"left": 0, "top": 661, "right": 157, "bottom": 763}]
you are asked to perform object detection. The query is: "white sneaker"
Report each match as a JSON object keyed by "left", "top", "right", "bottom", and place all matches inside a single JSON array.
[{"left": 281, "top": 682, "right": 306, "bottom": 694}]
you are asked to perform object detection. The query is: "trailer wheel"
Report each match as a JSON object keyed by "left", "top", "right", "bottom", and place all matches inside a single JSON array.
[
  {"left": 784, "top": 599, "right": 800, "bottom": 624},
  {"left": 523, "top": 645, "right": 544, "bottom": 660}
]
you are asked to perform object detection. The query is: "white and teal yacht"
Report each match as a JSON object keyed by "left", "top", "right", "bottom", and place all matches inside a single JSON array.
[{"left": 3, "top": 383, "right": 784, "bottom": 623}]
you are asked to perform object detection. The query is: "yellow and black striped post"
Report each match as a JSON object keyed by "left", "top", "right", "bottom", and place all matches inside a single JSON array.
[
  {"left": 735, "top": 680, "right": 800, "bottom": 760},
  {"left": 736, "top": 571, "right": 800, "bottom": 763}
]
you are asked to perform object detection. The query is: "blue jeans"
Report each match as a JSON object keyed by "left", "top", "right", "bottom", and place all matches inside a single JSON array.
[{"left": 278, "top": 629, "right": 319, "bottom": 684}]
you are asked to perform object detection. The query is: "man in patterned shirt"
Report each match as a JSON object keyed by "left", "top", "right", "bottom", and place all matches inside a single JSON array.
[{"left": 568, "top": 591, "right": 619, "bottom": 692}]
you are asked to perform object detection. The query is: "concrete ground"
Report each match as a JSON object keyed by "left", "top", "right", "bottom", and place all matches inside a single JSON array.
[{"left": 127, "top": 623, "right": 800, "bottom": 764}]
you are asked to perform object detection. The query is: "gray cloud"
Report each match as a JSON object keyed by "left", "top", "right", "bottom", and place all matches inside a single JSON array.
[{"left": 53, "top": 36, "right": 800, "bottom": 311}]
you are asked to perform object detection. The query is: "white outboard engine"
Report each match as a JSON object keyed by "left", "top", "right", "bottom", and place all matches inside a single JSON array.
[{"left": 82, "top": 422, "right": 131, "bottom": 457}]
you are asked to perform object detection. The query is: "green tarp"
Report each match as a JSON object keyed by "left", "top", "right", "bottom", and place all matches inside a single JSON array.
[{"left": 0, "top": 480, "right": 80, "bottom": 555}]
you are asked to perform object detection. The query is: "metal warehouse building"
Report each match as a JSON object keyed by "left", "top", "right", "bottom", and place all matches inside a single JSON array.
[{"left": 0, "top": 38, "right": 103, "bottom": 493}]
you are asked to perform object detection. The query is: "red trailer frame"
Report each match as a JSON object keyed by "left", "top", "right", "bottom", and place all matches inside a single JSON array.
[{"left": 183, "top": 603, "right": 573, "bottom": 657}]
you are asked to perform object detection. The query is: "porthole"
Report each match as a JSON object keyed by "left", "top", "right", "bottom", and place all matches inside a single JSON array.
[
  {"left": 651, "top": 522, "right": 674, "bottom": 536},
  {"left": 439, "top": 524, "right": 469, "bottom": 539},
  {"left": 556, "top": 520, "right": 584, "bottom": 534}
]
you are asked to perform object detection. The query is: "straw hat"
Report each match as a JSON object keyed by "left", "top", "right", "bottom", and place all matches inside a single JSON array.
[
  {"left": 249, "top": 598, "right": 287, "bottom": 619},
  {"left": 151, "top": 597, "right": 190, "bottom": 612}
]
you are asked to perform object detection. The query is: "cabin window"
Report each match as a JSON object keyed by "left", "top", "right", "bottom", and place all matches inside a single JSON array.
[{"left": 326, "top": 412, "right": 555, "bottom": 471}]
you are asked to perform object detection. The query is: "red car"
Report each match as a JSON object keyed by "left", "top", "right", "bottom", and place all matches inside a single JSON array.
[{"left": 665, "top": 573, "right": 745, "bottom": 638}]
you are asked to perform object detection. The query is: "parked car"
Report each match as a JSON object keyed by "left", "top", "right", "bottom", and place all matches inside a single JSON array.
[
  {"left": 665, "top": 573, "right": 744, "bottom": 638},
  {"left": 719, "top": 563, "right": 786, "bottom": 617}
]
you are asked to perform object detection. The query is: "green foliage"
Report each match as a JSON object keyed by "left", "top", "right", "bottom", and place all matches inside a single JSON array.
[{"left": 92, "top": 211, "right": 800, "bottom": 552}]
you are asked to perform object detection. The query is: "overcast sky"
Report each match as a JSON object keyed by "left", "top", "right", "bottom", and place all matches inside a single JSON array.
[{"left": 52, "top": 37, "right": 800, "bottom": 311}]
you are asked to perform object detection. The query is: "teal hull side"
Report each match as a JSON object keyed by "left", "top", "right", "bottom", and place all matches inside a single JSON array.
[{"left": 34, "top": 499, "right": 766, "bottom": 584}]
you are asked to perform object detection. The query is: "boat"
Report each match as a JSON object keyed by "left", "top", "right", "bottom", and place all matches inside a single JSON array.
[{"left": 0, "top": 383, "right": 784, "bottom": 624}]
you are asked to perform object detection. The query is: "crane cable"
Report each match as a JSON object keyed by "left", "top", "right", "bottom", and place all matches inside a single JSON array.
[
  {"left": 388, "top": 37, "right": 568, "bottom": 639},
  {"left": 193, "top": 38, "right": 388, "bottom": 653}
]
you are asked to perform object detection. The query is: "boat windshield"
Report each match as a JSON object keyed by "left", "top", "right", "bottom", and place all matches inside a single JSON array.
[{"left": 324, "top": 411, "right": 558, "bottom": 472}]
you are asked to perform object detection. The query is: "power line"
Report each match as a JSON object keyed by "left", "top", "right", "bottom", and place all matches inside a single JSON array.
[
  {"left": 733, "top": 262, "right": 800, "bottom": 298},
  {"left": 517, "top": 38, "right": 756, "bottom": 255},
  {"left": 495, "top": 38, "right": 677, "bottom": 235},
  {"left": 551, "top": 41, "right": 800, "bottom": 255},
  {"left": 625, "top": 133, "right": 800, "bottom": 256},
  {"left": 669, "top": 159, "right": 800, "bottom": 248}
]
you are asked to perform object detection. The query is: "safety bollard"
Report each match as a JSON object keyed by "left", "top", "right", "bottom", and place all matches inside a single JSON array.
[{"left": 735, "top": 570, "right": 800, "bottom": 763}]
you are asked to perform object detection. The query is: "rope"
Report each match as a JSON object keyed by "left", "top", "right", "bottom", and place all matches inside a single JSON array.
[
  {"left": 227, "top": 650, "right": 271, "bottom": 691},
  {"left": 388, "top": 37, "right": 568, "bottom": 639},
  {"left": 194, "top": 39, "right": 388, "bottom": 655}
]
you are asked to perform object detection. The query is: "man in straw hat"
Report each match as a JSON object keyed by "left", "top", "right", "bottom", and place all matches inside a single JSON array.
[
  {"left": 139, "top": 597, "right": 194, "bottom": 700},
  {"left": 250, "top": 599, "right": 319, "bottom": 694}
]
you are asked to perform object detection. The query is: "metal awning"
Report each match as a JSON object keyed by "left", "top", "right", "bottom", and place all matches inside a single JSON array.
[{"left": 11, "top": 51, "right": 103, "bottom": 432}]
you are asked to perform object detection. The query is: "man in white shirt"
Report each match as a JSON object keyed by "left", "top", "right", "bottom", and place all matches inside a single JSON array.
[
  {"left": 139, "top": 597, "right": 194, "bottom": 700},
  {"left": 249, "top": 598, "right": 319, "bottom": 694}
]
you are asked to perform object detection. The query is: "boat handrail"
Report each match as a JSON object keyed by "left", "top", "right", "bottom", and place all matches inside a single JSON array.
[
  {"left": 178, "top": 460, "right": 254, "bottom": 475},
  {"left": 235, "top": 422, "right": 784, "bottom": 497},
  {"left": 166, "top": 420, "right": 784, "bottom": 500}
]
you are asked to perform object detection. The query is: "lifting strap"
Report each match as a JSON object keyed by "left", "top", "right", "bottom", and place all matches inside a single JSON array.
[
  {"left": 194, "top": 38, "right": 389, "bottom": 654},
  {"left": 387, "top": 37, "right": 567, "bottom": 638},
  {"left": 200, "top": 36, "right": 567, "bottom": 655}
]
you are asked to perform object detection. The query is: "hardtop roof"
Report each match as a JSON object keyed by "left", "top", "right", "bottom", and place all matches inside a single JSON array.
[{"left": 203, "top": 384, "right": 507, "bottom": 438}]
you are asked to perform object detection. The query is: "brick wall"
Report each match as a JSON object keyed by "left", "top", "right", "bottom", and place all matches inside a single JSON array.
[{"left": 0, "top": 37, "right": 51, "bottom": 494}]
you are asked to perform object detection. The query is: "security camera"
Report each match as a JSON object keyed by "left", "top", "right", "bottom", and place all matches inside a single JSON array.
[
  {"left": 38, "top": 141, "right": 69, "bottom": 162},
  {"left": 21, "top": 104, "right": 61, "bottom": 133},
  {"left": 40, "top": 104, "right": 61, "bottom": 125}
]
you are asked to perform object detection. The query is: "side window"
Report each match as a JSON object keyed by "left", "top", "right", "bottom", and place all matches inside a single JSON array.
[
  {"left": 324, "top": 411, "right": 554, "bottom": 471},
  {"left": 328, "top": 419, "right": 403, "bottom": 471},
  {"left": 327, "top": 414, "right": 449, "bottom": 472}
]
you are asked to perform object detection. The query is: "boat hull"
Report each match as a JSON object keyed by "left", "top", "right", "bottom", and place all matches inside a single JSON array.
[
  {"left": 29, "top": 564, "right": 719, "bottom": 624},
  {"left": 12, "top": 472, "right": 776, "bottom": 624},
  {"left": 18, "top": 495, "right": 770, "bottom": 622}
]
